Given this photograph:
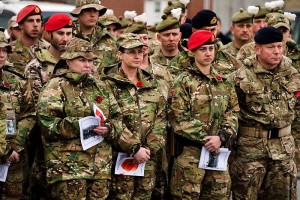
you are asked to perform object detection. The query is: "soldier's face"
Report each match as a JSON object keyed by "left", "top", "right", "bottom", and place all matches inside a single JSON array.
[
  {"left": 255, "top": 42, "right": 283, "bottom": 70},
  {"left": 192, "top": 44, "right": 215, "bottom": 68},
  {"left": 231, "top": 23, "right": 252, "bottom": 42},
  {"left": 116, "top": 28, "right": 126, "bottom": 39},
  {"left": 106, "top": 24, "right": 118, "bottom": 38},
  {"left": 0, "top": 47, "right": 8, "bottom": 67},
  {"left": 67, "top": 56, "right": 94, "bottom": 74},
  {"left": 118, "top": 46, "right": 144, "bottom": 69},
  {"left": 19, "top": 15, "right": 42, "bottom": 39},
  {"left": 157, "top": 28, "right": 181, "bottom": 53},
  {"left": 78, "top": 8, "right": 99, "bottom": 28},
  {"left": 252, "top": 18, "right": 266, "bottom": 35},
  {"left": 49, "top": 28, "right": 73, "bottom": 52},
  {"left": 194, "top": 26, "right": 217, "bottom": 37},
  {"left": 139, "top": 34, "right": 149, "bottom": 55},
  {"left": 8, "top": 27, "right": 22, "bottom": 41}
]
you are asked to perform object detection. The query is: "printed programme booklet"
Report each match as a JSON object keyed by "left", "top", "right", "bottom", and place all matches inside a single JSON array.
[{"left": 115, "top": 152, "right": 146, "bottom": 176}]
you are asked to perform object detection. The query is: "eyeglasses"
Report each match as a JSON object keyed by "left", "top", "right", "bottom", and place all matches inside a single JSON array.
[{"left": 123, "top": 49, "right": 144, "bottom": 56}]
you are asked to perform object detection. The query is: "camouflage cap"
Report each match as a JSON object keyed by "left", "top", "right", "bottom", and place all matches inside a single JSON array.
[
  {"left": 8, "top": 16, "right": 18, "bottom": 29},
  {"left": 231, "top": 8, "right": 254, "bottom": 23},
  {"left": 124, "top": 22, "right": 148, "bottom": 34},
  {"left": 71, "top": 0, "right": 107, "bottom": 17},
  {"left": 265, "top": 12, "right": 290, "bottom": 29},
  {"left": 163, "top": 1, "right": 186, "bottom": 15},
  {"left": 0, "top": 32, "right": 12, "bottom": 53},
  {"left": 254, "top": 6, "right": 270, "bottom": 19},
  {"left": 117, "top": 17, "right": 132, "bottom": 29},
  {"left": 60, "top": 38, "right": 96, "bottom": 60},
  {"left": 98, "top": 13, "right": 121, "bottom": 28},
  {"left": 156, "top": 15, "right": 179, "bottom": 32},
  {"left": 117, "top": 33, "right": 145, "bottom": 50}
]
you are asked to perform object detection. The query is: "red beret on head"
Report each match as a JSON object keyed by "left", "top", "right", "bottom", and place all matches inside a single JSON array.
[
  {"left": 44, "top": 14, "right": 73, "bottom": 32},
  {"left": 188, "top": 30, "right": 216, "bottom": 51},
  {"left": 17, "top": 5, "right": 41, "bottom": 23}
]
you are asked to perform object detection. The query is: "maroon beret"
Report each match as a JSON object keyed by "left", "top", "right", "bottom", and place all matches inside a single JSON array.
[
  {"left": 44, "top": 14, "right": 73, "bottom": 32},
  {"left": 17, "top": 5, "right": 42, "bottom": 23},
  {"left": 188, "top": 30, "right": 216, "bottom": 51}
]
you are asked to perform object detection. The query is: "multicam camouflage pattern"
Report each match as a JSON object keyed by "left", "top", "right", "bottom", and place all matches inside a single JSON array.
[
  {"left": 237, "top": 39, "right": 300, "bottom": 170},
  {"left": 222, "top": 41, "right": 240, "bottom": 58},
  {"left": 265, "top": 12, "right": 291, "bottom": 29},
  {"left": 75, "top": 0, "right": 102, "bottom": 7},
  {"left": 37, "top": 71, "right": 122, "bottom": 190},
  {"left": 102, "top": 64, "right": 167, "bottom": 199},
  {"left": 98, "top": 12, "right": 120, "bottom": 27},
  {"left": 50, "top": 179, "right": 110, "bottom": 199},
  {"left": 169, "top": 63, "right": 239, "bottom": 199},
  {"left": 229, "top": 55, "right": 300, "bottom": 200},
  {"left": 116, "top": 33, "right": 144, "bottom": 50},
  {"left": 8, "top": 38, "right": 49, "bottom": 76},
  {"left": 73, "top": 22, "right": 118, "bottom": 74},
  {"left": 0, "top": 64, "right": 24, "bottom": 199}
]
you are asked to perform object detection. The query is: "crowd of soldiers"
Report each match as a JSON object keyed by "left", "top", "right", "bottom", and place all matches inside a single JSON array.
[{"left": 0, "top": 0, "right": 300, "bottom": 199}]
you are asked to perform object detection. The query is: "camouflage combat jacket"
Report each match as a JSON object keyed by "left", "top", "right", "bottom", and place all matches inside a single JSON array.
[
  {"left": 37, "top": 71, "right": 122, "bottom": 184},
  {"left": 8, "top": 38, "right": 48, "bottom": 76},
  {"left": 73, "top": 22, "right": 118, "bottom": 74},
  {"left": 0, "top": 67, "right": 23, "bottom": 158},
  {"left": 9, "top": 49, "right": 57, "bottom": 152},
  {"left": 170, "top": 63, "right": 239, "bottom": 146},
  {"left": 230, "top": 55, "right": 300, "bottom": 128},
  {"left": 222, "top": 41, "right": 240, "bottom": 58},
  {"left": 102, "top": 64, "right": 167, "bottom": 157}
]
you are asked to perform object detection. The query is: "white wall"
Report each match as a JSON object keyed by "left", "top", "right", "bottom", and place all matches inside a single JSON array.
[{"left": 144, "top": 0, "right": 169, "bottom": 25}]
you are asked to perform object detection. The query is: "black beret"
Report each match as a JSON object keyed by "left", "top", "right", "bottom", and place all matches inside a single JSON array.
[
  {"left": 254, "top": 26, "right": 283, "bottom": 44},
  {"left": 192, "top": 9, "right": 218, "bottom": 29},
  {"left": 180, "top": 23, "right": 192, "bottom": 39}
]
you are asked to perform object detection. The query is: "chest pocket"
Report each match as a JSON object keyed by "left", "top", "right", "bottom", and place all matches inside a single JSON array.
[
  {"left": 240, "top": 81, "right": 267, "bottom": 112},
  {"left": 280, "top": 81, "right": 297, "bottom": 110},
  {"left": 62, "top": 84, "right": 92, "bottom": 118}
]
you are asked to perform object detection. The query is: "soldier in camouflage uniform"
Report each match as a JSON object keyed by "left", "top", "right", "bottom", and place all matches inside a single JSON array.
[
  {"left": 236, "top": 11, "right": 300, "bottom": 171},
  {"left": 222, "top": 8, "right": 254, "bottom": 58},
  {"left": 10, "top": 14, "right": 74, "bottom": 199},
  {"left": 169, "top": 30, "right": 239, "bottom": 199},
  {"left": 169, "top": 9, "right": 241, "bottom": 79},
  {"left": 115, "top": 11, "right": 136, "bottom": 39},
  {"left": 229, "top": 27, "right": 299, "bottom": 200},
  {"left": 37, "top": 37, "right": 122, "bottom": 200},
  {"left": 251, "top": 6, "right": 270, "bottom": 35},
  {"left": 98, "top": 9, "right": 121, "bottom": 38},
  {"left": 102, "top": 33, "right": 167, "bottom": 200},
  {"left": 0, "top": 31, "right": 24, "bottom": 200},
  {"left": 71, "top": 0, "right": 118, "bottom": 74},
  {"left": 8, "top": 5, "right": 48, "bottom": 76}
]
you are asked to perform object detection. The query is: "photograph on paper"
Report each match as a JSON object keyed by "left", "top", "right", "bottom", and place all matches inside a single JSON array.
[
  {"left": 198, "top": 146, "right": 231, "bottom": 171},
  {"left": 79, "top": 116, "right": 104, "bottom": 151}
]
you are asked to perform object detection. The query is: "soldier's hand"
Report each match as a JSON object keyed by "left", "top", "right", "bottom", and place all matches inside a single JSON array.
[
  {"left": 134, "top": 147, "right": 150, "bottom": 163},
  {"left": 93, "top": 126, "right": 109, "bottom": 136},
  {"left": 7, "top": 151, "right": 19, "bottom": 163},
  {"left": 204, "top": 136, "right": 221, "bottom": 153}
]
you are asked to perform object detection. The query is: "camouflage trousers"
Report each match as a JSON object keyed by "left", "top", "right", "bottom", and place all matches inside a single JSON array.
[
  {"left": 291, "top": 129, "right": 300, "bottom": 170},
  {"left": 113, "top": 158, "right": 157, "bottom": 200},
  {"left": 0, "top": 155, "right": 23, "bottom": 199},
  {"left": 49, "top": 179, "right": 110, "bottom": 200},
  {"left": 170, "top": 146, "right": 230, "bottom": 200}
]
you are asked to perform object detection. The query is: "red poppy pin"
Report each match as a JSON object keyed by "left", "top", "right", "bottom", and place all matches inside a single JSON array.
[
  {"left": 170, "top": 90, "right": 175, "bottom": 96},
  {"left": 4, "top": 82, "right": 10, "bottom": 88},
  {"left": 136, "top": 81, "right": 143, "bottom": 87},
  {"left": 216, "top": 75, "right": 222, "bottom": 81},
  {"left": 295, "top": 91, "right": 300, "bottom": 97},
  {"left": 95, "top": 96, "right": 103, "bottom": 103}
]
